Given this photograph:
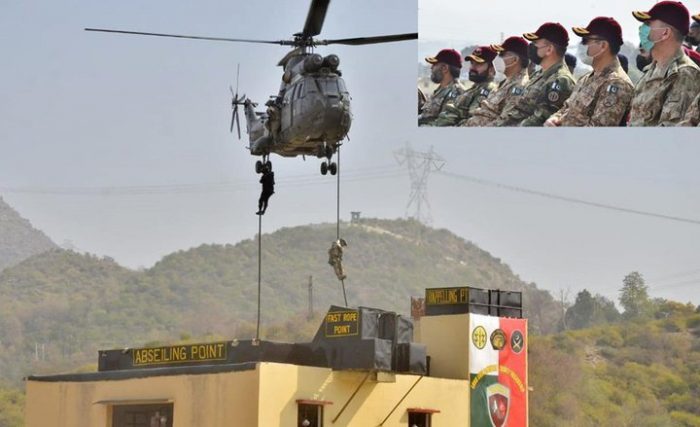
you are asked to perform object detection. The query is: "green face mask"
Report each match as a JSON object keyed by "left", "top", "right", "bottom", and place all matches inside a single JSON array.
[{"left": 639, "top": 24, "right": 655, "bottom": 52}]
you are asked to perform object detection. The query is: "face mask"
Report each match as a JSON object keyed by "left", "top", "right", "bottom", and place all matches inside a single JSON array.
[
  {"left": 639, "top": 24, "right": 654, "bottom": 52},
  {"left": 635, "top": 53, "right": 652, "bottom": 71},
  {"left": 469, "top": 69, "right": 488, "bottom": 83},
  {"left": 528, "top": 43, "right": 543, "bottom": 65},
  {"left": 493, "top": 56, "right": 506, "bottom": 74},
  {"left": 578, "top": 40, "right": 604, "bottom": 66},
  {"left": 430, "top": 67, "right": 444, "bottom": 84}
]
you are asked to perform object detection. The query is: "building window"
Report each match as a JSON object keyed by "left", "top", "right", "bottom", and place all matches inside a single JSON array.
[
  {"left": 298, "top": 403, "right": 323, "bottom": 427},
  {"left": 112, "top": 403, "right": 173, "bottom": 427},
  {"left": 407, "top": 408, "right": 439, "bottom": 427}
]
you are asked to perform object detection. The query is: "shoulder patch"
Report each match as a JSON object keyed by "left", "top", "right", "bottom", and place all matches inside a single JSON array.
[
  {"left": 547, "top": 90, "right": 560, "bottom": 103},
  {"left": 512, "top": 87, "right": 524, "bottom": 95},
  {"left": 479, "top": 88, "right": 491, "bottom": 96},
  {"left": 551, "top": 81, "right": 561, "bottom": 91},
  {"left": 607, "top": 84, "right": 619, "bottom": 94}
]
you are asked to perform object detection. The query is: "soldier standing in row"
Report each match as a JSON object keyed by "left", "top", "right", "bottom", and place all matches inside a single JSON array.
[
  {"left": 684, "top": 14, "right": 700, "bottom": 52},
  {"left": 418, "top": 49, "right": 466, "bottom": 126},
  {"left": 328, "top": 239, "right": 347, "bottom": 281},
  {"left": 545, "top": 17, "right": 634, "bottom": 126},
  {"left": 492, "top": 23, "right": 576, "bottom": 126},
  {"left": 465, "top": 37, "right": 530, "bottom": 127},
  {"left": 628, "top": 1, "right": 700, "bottom": 126},
  {"left": 430, "top": 46, "right": 498, "bottom": 126}
]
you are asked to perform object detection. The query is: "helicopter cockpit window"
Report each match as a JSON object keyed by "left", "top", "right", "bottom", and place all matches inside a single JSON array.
[
  {"left": 318, "top": 78, "right": 340, "bottom": 96},
  {"left": 336, "top": 79, "right": 348, "bottom": 94}
]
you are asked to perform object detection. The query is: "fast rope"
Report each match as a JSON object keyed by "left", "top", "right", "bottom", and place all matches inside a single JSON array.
[
  {"left": 256, "top": 213, "right": 262, "bottom": 341},
  {"left": 337, "top": 145, "right": 348, "bottom": 307}
]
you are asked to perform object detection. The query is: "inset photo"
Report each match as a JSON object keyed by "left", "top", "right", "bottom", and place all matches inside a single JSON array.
[{"left": 418, "top": 0, "right": 700, "bottom": 127}]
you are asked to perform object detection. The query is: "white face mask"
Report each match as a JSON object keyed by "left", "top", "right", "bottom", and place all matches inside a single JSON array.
[
  {"left": 578, "top": 40, "right": 604, "bottom": 66},
  {"left": 493, "top": 56, "right": 506, "bottom": 75}
]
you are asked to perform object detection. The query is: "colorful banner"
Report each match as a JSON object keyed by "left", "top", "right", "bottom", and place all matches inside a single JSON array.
[{"left": 469, "top": 314, "right": 528, "bottom": 427}]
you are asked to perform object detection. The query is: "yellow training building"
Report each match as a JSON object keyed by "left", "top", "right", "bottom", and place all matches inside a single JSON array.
[{"left": 25, "top": 287, "right": 528, "bottom": 427}]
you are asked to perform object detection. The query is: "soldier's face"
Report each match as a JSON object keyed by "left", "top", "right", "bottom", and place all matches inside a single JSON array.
[
  {"left": 430, "top": 63, "right": 447, "bottom": 83},
  {"left": 647, "top": 20, "right": 671, "bottom": 44},
  {"left": 687, "top": 26, "right": 700, "bottom": 46}
]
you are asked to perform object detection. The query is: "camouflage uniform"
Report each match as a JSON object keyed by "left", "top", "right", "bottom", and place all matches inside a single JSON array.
[
  {"left": 548, "top": 58, "right": 633, "bottom": 126},
  {"left": 628, "top": 50, "right": 700, "bottom": 126},
  {"left": 328, "top": 240, "right": 346, "bottom": 280},
  {"left": 679, "top": 92, "right": 700, "bottom": 126},
  {"left": 430, "top": 80, "right": 498, "bottom": 126},
  {"left": 418, "top": 80, "right": 465, "bottom": 126},
  {"left": 465, "top": 69, "right": 529, "bottom": 126},
  {"left": 492, "top": 61, "right": 575, "bottom": 126}
]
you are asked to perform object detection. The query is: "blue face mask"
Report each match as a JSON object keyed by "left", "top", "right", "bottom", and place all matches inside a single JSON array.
[{"left": 639, "top": 24, "right": 655, "bottom": 52}]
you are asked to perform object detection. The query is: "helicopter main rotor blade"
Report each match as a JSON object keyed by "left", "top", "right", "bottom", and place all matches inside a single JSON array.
[
  {"left": 319, "top": 33, "right": 418, "bottom": 46},
  {"left": 85, "top": 28, "right": 291, "bottom": 45},
  {"left": 301, "top": 0, "right": 330, "bottom": 37},
  {"left": 235, "top": 107, "right": 241, "bottom": 139}
]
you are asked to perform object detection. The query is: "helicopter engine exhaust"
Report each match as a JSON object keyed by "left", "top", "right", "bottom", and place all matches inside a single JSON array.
[
  {"left": 304, "top": 54, "right": 324, "bottom": 73},
  {"left": 323, "top": 54, "right": 340, "bottom": 70}
]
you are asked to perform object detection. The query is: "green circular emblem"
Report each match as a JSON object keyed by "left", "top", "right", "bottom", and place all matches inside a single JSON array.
[{"left": 472, "top": 325, "right": 487, "bottom": 349}]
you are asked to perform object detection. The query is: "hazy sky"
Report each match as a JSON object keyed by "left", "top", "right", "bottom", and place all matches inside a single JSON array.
[{"left": 2, "top": 0, "right": 700, "bottom": 306}]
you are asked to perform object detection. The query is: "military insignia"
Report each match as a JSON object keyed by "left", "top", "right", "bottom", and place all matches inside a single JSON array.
[
  {"left": 510, "top": 330, "right": 524, "bottom": 354},
  {"left": 551, "top": 82, "right": 561, "bottom": 91},
  {"left": 607, "top": 84, "right": 619, "bottom": 94},
  {"left": 602, "top": 94, "right": 618, "bottom": 107},
  {"left": 486, "top": 383, "right": 511, "bottom": 427},
  {"left": 480, "top": 88, "right": 491, "bottom": 96},
  {"left": 472, "top": 326, "right": 487, "bottom": 350},
  {"left": 547, "top": 91, "right": 560, "bottom": 103},
  {"left": 490, "top": 328, "right": 507, "bottom": 350},
  {"left": 511, "top": 87, "right": 523, "bottom": 95}
]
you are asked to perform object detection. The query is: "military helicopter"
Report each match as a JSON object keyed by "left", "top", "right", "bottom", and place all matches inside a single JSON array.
[{"left": 85, "top": 0, "right": 416, "bottom": 176}]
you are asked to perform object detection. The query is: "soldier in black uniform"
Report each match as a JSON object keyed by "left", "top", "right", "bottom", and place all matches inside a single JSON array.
[{"left": 256, "top": 166, "right": 275, "bottom": 215}]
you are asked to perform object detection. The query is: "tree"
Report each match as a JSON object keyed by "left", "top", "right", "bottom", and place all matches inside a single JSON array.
[
  {"left": 619, "top": 272, "right": 652, "bottom": 320},
  {"left": 566, "top": 289, "right": 595, "bottom": 329}
]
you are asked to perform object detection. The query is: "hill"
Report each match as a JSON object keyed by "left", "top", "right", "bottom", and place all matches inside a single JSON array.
[
  {"left": 0, "top": 197, "right": 56, "bottom": 272},
  {"left": 530, "top": 310, "right": 700, "bottom": 426},
  {"left": 0, "top": 218, "right": 560, "bottom": 385}
]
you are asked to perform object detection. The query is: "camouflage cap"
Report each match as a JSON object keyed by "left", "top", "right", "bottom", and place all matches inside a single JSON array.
[
  {"left": 491, "top": 36, "right": 529, "bottom": 58},
  {"left": 633, "top": 1, "right": 690, "bottom": 36},
  {"left": 465, "top": 46, "right": 498, "bottom": 63},
  {"left": 425, "top": 48, "right": 463, "bottom": 69},
  {"left": 523, "top": 22, "right": 569, "bottom": 47},
  {"left": 572, "top": 17, "right": 624, "bottom": 47}
]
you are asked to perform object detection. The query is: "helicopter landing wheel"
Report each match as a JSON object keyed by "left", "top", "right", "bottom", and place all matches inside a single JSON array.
[
  {"left": 321, "top": 161, "right": 328, "bottom": 175},
  {"left": 265, "top": 160, "right": 272, "bottom": 171},
  {"left": 255, "top": 160, "right": 263, "bottom": 174},
  {"left": 329, "top": 162, "right": 337, "bottom": 175}
]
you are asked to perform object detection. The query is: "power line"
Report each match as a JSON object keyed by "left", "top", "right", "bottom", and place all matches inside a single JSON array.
[{"left": 438, "top": 170, "right": 700, "bottom": 226}]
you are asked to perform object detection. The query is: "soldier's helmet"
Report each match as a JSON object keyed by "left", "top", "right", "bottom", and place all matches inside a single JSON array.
[{"left": 633, "top": 1, "right": 690, "bottom": 36}]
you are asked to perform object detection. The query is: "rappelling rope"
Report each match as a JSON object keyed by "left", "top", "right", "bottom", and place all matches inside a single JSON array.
[
  {"left": 336, "top": 144, "right": 348, "bottom": 307},
  {"left": 256, "top": 213, "right": 262, "bottom": 341}
]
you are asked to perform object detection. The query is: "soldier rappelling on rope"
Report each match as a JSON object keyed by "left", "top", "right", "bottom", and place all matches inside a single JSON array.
[
  {"left": 256, "top": 165, "right": 275, "bottom": 215},
  {"left": 328, "top": 239, "right": 347, "bottom": 280}
]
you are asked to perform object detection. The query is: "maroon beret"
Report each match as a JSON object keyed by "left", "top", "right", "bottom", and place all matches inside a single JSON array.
[
  {"left": 633, "top": 1, "right": 690, "bottom": 36},
  {"left": 524, "top": 22, "right": 569, "bottom": 47},
  {"left": 465, "top": 46, "right": 498, "bottom": 64},
  {"left": 426, "top": 48, "right": 462, "bottom": 69},
  {"left": 491, "top": 36, "right": 529, "bottom": 58},
  {"left": 573, "top": 17, "right": 624, "bottom": 46},
  {"left": 683, "top": 46, "right": 700, "bottom": 67}
]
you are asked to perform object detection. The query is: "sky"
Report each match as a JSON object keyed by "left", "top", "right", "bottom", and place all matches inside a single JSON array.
[{"left": 2, "top": 0, "right": 700, "bottom": 306}]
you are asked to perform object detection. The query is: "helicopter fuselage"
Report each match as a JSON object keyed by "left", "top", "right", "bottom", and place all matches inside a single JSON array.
[{"left": 245, "top": 53, "right": 352, "bottom": 159}]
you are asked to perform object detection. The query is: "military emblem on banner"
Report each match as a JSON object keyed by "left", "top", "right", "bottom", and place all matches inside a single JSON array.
[
  {"left": 486, "top": 382, "right": 511, "bottom": 427},
  {"left": 510, "top": 330, "right": 524, "bottom": 354},
  {"left": 490, "top": 328, "right": 507, "bottom": 350}
]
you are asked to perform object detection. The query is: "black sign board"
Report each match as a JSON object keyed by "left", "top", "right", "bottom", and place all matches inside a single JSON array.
[{"left": 424, "top": 286, "right": 522, "bottom": 317}]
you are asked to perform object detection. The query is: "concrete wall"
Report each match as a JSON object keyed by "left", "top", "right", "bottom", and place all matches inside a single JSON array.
[
  {"left": 414, "top": 314, "right": 471, "bottom": 380},
  {"left": 25, "top": 368, "right": 259, "bottom": 427}
]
